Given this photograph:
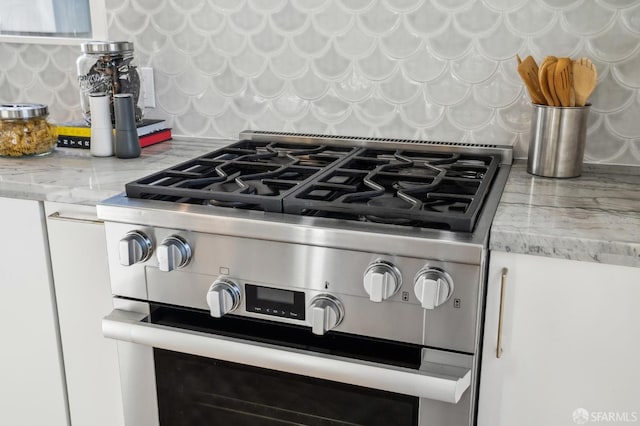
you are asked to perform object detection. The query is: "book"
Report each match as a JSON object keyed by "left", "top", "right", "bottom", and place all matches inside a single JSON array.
[
  {"left": 57, "top": 118, "right": 168, "bottom": 138},
  {"left": 57, "top": 128, "right": 172, "bottom": 149}
]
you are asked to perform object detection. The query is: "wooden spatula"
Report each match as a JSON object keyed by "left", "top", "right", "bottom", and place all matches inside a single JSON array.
[
  {"left": 573, "top": 57, "right": 597, "bottom": 107},
  {"left": 538, "top": 56, "right": 558, "bottom": 106},
  {"left": 516, "top": 55, "right": 546, "bottom": 105},
  {"left": 547, "top": 61, "right": 560, "bottom": 107},
  {"left": 554, "top": 57, "right": 573, "bottom": 107}
]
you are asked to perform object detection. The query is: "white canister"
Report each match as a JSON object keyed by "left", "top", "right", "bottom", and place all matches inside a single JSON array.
[{"left": 89, "top": 93, "right": 114, "bottom": 157}]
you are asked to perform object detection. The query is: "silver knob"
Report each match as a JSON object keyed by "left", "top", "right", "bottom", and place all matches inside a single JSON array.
[
  {"left": 308, "top": 294, "right": 344, "bottom": 335},
  {"left": 118, "top": 231, "right": 153, "bottom": 266},
  {"left": 207, "top": 278, "right": 241, "bottom": 318},
  {"left": 363, "top": 260, "right": 402, "bottom": 302},
  {"left": 157, "top": 235, "right": 192, "bottom": 272},
  {"left": 414, "top": 268, "right": 454, "bottom": 310}
]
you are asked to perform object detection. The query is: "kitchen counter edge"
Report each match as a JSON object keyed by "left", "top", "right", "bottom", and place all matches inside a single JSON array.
[
  {"left": 0, "top": 138, "right": 233, "bottom": 206},
  {"left": 490, "top": 161, "right": 640, "bottom": 269}
]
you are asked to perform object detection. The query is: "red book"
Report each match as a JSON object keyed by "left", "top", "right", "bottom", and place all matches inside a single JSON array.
[{"left": 139, "top": 128, "right": 172, "bottom": 148}]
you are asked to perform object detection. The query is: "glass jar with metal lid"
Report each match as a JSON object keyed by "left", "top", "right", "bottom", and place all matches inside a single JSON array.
[
  {"left": 77, "top": 41, "right": 143, "bottom": 124},
  {"left": 0, "top": 104, "right": 57, "bottom": 157}
]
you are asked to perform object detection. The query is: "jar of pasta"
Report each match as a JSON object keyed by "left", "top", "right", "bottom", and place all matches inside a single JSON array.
[{"left": 0, "top": 104, "right": 57, "bottom": 157}]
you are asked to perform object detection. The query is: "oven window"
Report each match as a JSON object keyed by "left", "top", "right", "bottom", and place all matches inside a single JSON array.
[{"left": 154, "top": 348, "right": 419, "bottom": 426}]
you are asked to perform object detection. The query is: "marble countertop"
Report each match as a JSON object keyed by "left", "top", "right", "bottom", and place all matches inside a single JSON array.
[
  {"left": 0, "top": 138, "right": 231, "bottom": 205},
  {"left": 490, "top": 161, "right": 640, "bottom": 268},
  {"left": 1, "top": 142, "right": 638, "bottom": 268}
]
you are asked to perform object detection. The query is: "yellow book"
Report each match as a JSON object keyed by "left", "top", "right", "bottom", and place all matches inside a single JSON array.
[{"left": 56, "top": 123, "right": 91, "bottom": 137}]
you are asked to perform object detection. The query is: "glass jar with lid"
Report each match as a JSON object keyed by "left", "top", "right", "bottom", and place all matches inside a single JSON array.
[
  {"left": 77, "top": 41, "right": 143, "bottom": 124},
  {"left": 0, "top": 104, "right": 58, "bottom": 157}
]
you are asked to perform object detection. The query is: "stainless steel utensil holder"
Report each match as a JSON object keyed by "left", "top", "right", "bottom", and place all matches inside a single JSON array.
[{"left": 527, "top": 104, "right": 590, "bottom": 178}]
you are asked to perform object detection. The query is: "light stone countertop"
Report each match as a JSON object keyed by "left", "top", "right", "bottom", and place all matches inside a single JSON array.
[
  {"left": 1, "top": 141, "right": 638, "bottom": 268},
  {"left": 490, "top": 161, "right": 640, "bottom": 268},
  {"left": 0, "top": 138, "right": 232, "bottom": 205}
]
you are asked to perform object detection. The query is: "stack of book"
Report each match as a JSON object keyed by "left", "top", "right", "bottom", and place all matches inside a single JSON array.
[{"left": 57, "top": 119, "right": 172, "bottom": 149}]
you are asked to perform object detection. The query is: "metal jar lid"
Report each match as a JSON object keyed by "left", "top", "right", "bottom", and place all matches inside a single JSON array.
[
  {"left": 0, "top": 103, "right": 49, "bottom": 120},
  {"left": 81, "top": 41, "right": 134, "bottom": 54}
]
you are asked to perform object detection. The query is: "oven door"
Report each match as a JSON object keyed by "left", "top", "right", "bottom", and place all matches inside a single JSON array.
[{"left": 103, "top": 299, "right": 474, "bottom": 426}]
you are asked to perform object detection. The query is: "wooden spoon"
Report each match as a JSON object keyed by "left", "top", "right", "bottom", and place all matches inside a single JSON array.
[
  {"left": 554, "top": 57, "right": 573, "bottom": 107},
  {"left": 573, "top": 57, "right": 597, "bottom": 107},
  {"left": 538, "top": 56, "right": 558, "bottom": 106},
  {"left": 516, "top": 54, "right": 546, "bottom": 105}
]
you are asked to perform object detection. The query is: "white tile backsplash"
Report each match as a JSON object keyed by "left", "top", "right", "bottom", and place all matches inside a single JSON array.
[{"left": 1, "top": 0, "right": 640, "bottom": 164}]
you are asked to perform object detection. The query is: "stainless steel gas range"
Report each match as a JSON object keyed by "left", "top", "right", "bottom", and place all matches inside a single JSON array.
[{"left": 98, "top": 131, "right": 512, "bottom": 426}]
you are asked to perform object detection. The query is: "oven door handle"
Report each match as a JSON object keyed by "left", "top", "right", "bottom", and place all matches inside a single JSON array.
[{"left": 103, "top": 309, "right": 471, "bottom": 404}]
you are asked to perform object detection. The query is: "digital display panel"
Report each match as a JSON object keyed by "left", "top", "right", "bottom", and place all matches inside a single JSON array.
[
  {"left": 256, "top": 286, "right": 295, "bottom": 305},
  {"left": 245, "top": 284, "right": 305, "bottom": 320}
]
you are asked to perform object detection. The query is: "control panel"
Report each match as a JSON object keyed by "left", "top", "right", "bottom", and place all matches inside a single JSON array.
[{"left": 105, "top": 223, "right": 480, "bottom": 351}]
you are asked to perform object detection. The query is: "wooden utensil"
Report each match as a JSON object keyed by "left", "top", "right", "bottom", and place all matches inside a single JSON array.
[
  {"left": 573, "top": 57, "right": 597, "bottom": 107},
  {"left": 547, "top": 61, "right": 560, "bottom": 107},
  {"left": 570, "top": 82, "right": 576, "bottom": 107},
  {"left": 516, "top": 55, "right": 546, "bottom": 105},
  {"left": 554, "top": 57, "right": 573, "bottom": 107},
  {"left": 538, "top": 56, "right": 558, "bottom": 106}
]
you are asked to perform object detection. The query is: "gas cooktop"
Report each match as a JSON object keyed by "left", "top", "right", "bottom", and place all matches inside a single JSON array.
[{"left": 125, "top": 131, "right": 507, "bottom": 232}]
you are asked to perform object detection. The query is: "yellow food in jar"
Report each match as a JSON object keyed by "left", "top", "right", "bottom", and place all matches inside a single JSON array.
[{"left": 0, "top": 117, "right": 58, "bottom": 157}]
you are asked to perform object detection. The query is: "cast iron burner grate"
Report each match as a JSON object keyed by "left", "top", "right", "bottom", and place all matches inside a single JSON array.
[
  {"left": 125, "top": 140, "right": 358, "bottom": 212},
  {"left": 283, "top": 149, "right": 499, "bottom": 232},
  {"left": 125, "top": 140, "right": 501, "bottom": 232}
]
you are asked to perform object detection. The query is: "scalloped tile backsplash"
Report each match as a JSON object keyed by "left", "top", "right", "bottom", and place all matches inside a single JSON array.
[{"left": 1, "top": 0, "right": 639, "bottom": 164}]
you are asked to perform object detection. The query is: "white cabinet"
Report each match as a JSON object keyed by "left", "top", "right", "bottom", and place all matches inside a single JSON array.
[
  {"left": 478, "top": 251, "right": 640, "bottom": 426},
  {"left": 45, "top": 202, "right": 124, "bottom": 426},
  {"left": 0, "top": 197, "right": 69, "bottom": 426}
]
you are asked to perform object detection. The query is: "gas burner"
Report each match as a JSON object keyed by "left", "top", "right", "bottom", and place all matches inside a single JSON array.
[
  {"left": 452, "top": 170, "right": 485, "bottom": 179},
  {"left": 366, "top": 195, "right": 413, "bottom": 210},
  {"left": 205, "top": 199, "right": 253, "bottom": 209},
  {"left": 359, "top": 214, "right": 413, "bottom": 226},
  {"left": 420, "top": 198, "right": 468, "bottom": 213}
]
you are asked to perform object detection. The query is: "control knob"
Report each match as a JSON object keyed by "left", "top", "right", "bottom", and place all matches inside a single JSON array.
[
  {"left": 157, "top": 235, "right": 192, "bottom": 272},
  {"left": 414, "top": 268, "right": 453, "bottom": 310},
  {"left": 119, "top": 231, "right": 153, "bottom": 266},
  {"left": 363, "top": 260, "right": 402, "bottom": 302},
  {"left": 307, "top": 294, "right": 344, "bottom": 335},
  {"left": 207, "top": 278, "right": 241, "bottom": 318}
]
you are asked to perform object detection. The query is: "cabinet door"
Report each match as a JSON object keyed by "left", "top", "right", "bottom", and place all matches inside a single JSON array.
[
  {"left": 478, "top": 251, "right": 640, "bottom": 426},
  {"left": 45, "top": 203, "right": 124, "bottom": 426},
  {"left": 0, "top": 197, "right": 68, "bottom": 426}
]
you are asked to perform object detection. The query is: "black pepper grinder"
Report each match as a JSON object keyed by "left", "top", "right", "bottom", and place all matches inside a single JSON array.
[{"left": 114, "top": 93, "right": 141, "bottom": 159}]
